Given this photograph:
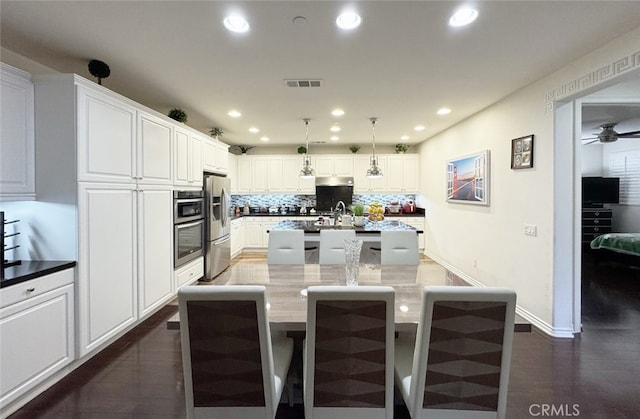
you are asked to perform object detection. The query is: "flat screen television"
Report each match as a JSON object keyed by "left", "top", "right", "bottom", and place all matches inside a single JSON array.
[{"left": 582, "top": 176, "right": 620, "bottom": 206}]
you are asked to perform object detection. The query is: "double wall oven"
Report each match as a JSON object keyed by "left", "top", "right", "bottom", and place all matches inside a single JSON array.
[{"left": 173, "top": 190, "right": 205, "bottom": 268}]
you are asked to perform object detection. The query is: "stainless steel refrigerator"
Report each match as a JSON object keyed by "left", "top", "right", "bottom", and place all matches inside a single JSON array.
[{"left": 204, "top": 174, "right": 231, "bottom": 280}]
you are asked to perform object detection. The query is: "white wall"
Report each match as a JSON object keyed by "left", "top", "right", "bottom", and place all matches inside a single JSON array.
[{"left": 417, "top": 27, "right": 640, "bottom": 336}]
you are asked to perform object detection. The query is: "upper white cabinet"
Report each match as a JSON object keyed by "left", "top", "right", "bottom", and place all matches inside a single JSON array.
[
  {"left": 315, "top": 155, "right": 353, "bottom": 177},
  {"left": 0, "top": 63, "right": 35, "bottom": 200},
  {"left": 282, "top": 156, "right": 315, "bottom": 193},
  {"left": 203, "top": 137, "right": 229, "bottom": 175},
  {"left": 353, "top": 155, "right": 388, "bottom": 193},
  {"left": 137, "top": 111, "right": 173, "bottom": 185},
  {"left": 386, "top": 155, "right": 419, "bottom": 192},
  {"left": 174, "top": 126, "right": 203, "bottom": 187},
  {"left": 228, "top": 153, "right": 238, "bottom": 193},
  {"left": 77, "top": 85, "right": 137, "bottom": 184},
  {"left": 237, "top": 155, "right": 253, "bottom": 192}
]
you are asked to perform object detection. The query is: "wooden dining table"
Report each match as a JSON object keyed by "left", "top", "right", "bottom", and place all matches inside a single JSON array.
[{"left": 167, "top": 262, "right": 531, "bottom": 333}]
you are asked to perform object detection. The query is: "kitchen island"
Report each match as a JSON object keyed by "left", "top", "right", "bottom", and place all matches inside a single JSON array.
[{"left": 268, "top": 218, "right": 422, "bottom": 242}]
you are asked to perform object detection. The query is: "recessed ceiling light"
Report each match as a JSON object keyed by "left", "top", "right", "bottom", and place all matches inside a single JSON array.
[
  {"left": 336, "top": 11, "right": 361, "bottom": 30},
  {"left": 227, "top": 110, "right": 241, "bottom": 118},
  {"left": 414, "top": 125, "right": 425, "bottom": 131},
  {"left": 223, "top": 15, "right": 250, "bottom": 33},
  {"left": 400, "top": 135, "right": 410, "bottom": 141},
  {"left": 449, "top": 7, "right": 478, "bottom": 27},
  {"left": 260, "top": 136, "right": 270, "bottom": 142},
  {"left": 437, "top": 107, "right": 452, "bottom": 115},
  {"left": 330, "top": 125, "right": 341, "bottom": 133},
  {"left": 331, "top": 108, "right": 345, "bottom": 117},
  {"left": 330, "top": 136, "right": 340, "bottom": 141},
  {"left": 248, "top": 127, "right": 260, "bottom": 133}
]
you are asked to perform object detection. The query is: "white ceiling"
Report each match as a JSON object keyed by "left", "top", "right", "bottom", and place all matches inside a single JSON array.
[{"left": 2, "top": 1, "right": 640, "bottom": 148}]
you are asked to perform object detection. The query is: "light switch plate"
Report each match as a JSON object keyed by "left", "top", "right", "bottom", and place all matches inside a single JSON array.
[{"left": 524, "top": 224, "right": 537, "bottom": 236}]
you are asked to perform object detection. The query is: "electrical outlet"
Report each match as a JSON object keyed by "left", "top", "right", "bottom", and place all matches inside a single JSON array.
[
  {"left": 524, "top": 224, "right": 537, "bottom": 236},
  {"left": 472, "top": 259, "right": 477, "bottom": 267}
]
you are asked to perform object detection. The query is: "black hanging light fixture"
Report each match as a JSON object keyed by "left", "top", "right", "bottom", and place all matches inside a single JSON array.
[
  {"left": 299, "top": 118, "right": 315, "bottom": 178},
  {"left": 366, "top": 117, "right": 383, "bottom": 178}
]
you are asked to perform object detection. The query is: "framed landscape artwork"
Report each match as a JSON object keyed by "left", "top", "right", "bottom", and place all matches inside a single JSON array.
[
  {"left": 511, "top": 134, "right": 534, "bottom": 169},
  {"left": 446, "top": 150, "right": 490, "bottom": 206}
]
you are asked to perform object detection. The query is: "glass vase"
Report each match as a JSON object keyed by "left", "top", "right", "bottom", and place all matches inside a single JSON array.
[{"left": 344, "top": 238, "right": 363, "bottom": 286}]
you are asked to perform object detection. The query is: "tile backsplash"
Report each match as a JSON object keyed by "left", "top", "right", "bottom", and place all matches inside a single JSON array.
[{"left": 230, "top": 193, "right": 416, "bottom": 211}]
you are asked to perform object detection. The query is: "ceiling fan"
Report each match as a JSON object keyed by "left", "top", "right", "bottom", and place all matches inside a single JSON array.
[{"left": 582, "top": 123, "right": 640, "bottom": 145}]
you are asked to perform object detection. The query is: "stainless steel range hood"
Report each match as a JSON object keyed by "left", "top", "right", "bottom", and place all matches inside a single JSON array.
[{"left": 315, "top": 176, "right": 354, "bottom": 187}]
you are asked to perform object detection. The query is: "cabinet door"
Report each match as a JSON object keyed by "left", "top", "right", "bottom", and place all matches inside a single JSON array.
[
  {"left": 315, "top": 156, "right": 336, "bottom": 177},
  {"left": 237, "top": 156, "right": 253, "bottom": 192},
  {"left": 214, "top": 142, "right": 229, "bottom": 174},
  {"left": 334, "top": 155, "right": 354, "bottom": 176},
  {"left": 368, "top": 155, "right": 388, "bottom": 191},
  {"left": 402, "top": 155, "right": 419, "bottom": 192},
  {"left": 386, "top": 156, "right": 404, "bottom": 191},
  {"left": 252, "top": 157, "right": 269, "bottom": 192},
  {"left": 202, "top": 138, "right": 217, "bottom": 173},
  {"left": 78, "top": 183, "right": 137, "bottom": 356},
  {"left": 353, "top": 156, "right": 372, "bottom": 192},
  {"left": 267, "top": 157, "right": 284, "bottom": 192},
  {"left": 137, "top": 188, "right": 173, "bottom": 319},
  {"left": 77, "top": 86, "right": 136, "bottom": 183},
  {"left": 0, "top": 64, "right": 35, "bottom": 199},
  {"left": 190, "top": 135, "right": 203, "bottom": 186},
  {"left": 174, "top": 128, "right": 190, "bottom": 186},
  {"left": 0, "top": 283, "right": 74, "bottom": 407},
  {"left": 137, "top": 112, "right": 172, "bottom": 185},
  {"left": 228, "top": 153, "right": 238, "bottom": 193},
  {"left": 245, "top": 221, "right": 263, "bottom": 247}
]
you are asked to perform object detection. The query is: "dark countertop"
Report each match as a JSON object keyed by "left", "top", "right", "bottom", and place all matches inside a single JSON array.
[
  {"left": 234, "top": 210, "right": 424, "bottom": 218},
  {"left": 268, "top": 219, "right": 423, "bottom": 233},
  {"left": 1, "top": 260, "right": 76, "bottom": 288}
]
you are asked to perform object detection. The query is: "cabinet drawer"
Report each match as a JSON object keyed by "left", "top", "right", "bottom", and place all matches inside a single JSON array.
[
  {"left": 0, "top": 268, "right": 74, "bottom": 308},
  {"left": 582, "top": 218, "right": 612, "bottom": 227},
  {"left": 175, "top": 257, "right": 204, "bottom": 290}
]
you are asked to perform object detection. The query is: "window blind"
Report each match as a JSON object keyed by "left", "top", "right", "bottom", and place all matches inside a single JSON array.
[{"left": 609, "top": 149, "right": 640, "bottom": 205}]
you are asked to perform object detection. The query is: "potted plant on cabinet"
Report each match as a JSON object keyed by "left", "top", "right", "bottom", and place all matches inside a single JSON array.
[
  {"left": 349, "top": 145, "right": 361, "bottom": 153},
  {"left": 351, "top": 203, "right": 365, "bottom": 227},
  {"left": 168, "top": 108, "right": 188, "bottom": 123},
  {"left": 394, "top": 143, "right": 410, "bottom": 153}
]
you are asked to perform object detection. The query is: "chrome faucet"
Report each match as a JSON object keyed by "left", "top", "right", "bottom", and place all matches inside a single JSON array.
[{"left": 334, "top": 200, "right": 347, "bottom": 222}]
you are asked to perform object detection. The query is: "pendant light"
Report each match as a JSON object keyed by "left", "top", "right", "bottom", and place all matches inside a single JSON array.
[
  {"left": 299, "top": 118, "right": 315, "bottom": 178},
  {"left": 366, "top": 117, "right": 383, "bottom": 178}
]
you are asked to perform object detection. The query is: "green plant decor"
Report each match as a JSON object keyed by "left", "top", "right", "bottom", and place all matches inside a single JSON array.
[
  {"left": 209, "top": 127, "right": 224, "bottom": 138},
  {"left": 349, "top": 145, "right": 361, "bottom": 153},
  {"left": 297, "top": 146, "right": 307, "bottom": 154},
  {"left": 395, "top": 143, "right": 410, "bottom": 153},
  {"left": 168, "top": 108, "right": 188, "bottom": 123},
  {"left": 351, "top": 203, "right": 365, "bottom": 216}
]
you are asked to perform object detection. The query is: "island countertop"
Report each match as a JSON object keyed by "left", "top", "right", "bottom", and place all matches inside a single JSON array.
[{"left": 268, "top": 219, "right": 423, "bottom": 234}]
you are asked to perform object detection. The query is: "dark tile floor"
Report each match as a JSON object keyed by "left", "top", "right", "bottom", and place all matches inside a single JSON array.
[{"left": 8, "top": 252, "right": 640, "bottom": 418}]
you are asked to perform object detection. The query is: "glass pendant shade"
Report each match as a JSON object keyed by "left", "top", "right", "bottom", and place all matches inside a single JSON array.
[
  {"left": 299, "top": 119, "right": 315, "bottom": 179},
  {"left": 300, "top": 155, "right": 315, "bottom": 178},
  {"left": 366, "top": 155, "right": 383, "bottom": 178},
  {"left": 367, "top": 117, "right": 383, "bottom": 178}
]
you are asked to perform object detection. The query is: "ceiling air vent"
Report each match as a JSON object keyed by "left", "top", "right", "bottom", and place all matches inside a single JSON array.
[{"left": 284, "top": 79, "right": 323, "bottom": 88}]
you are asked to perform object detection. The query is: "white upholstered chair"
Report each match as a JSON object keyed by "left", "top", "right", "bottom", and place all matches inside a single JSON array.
[
  {"left": 267, "top": 229, "right": 305, "bottom": 264},
  {"left": 318, "top": 230, "right": 356, "bottom": 264},
  {"left": 394, "top": 286, "right": 516, "bottom": 419},
  {"left": 380, "top": 230, "right": 419, "bottom": 265},
  {"left": 304, "top": 285, "right": 395, "bottom": 419},
  {"left": 178, "top": 285, "right": 294, "bottom": 419}
]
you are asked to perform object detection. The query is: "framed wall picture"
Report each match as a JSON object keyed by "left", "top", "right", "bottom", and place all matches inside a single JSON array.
[
  {"left": 511, "top": 134, "right": 534, "bottom": 169},
  {"left": 446, "top": 150, "right": 490, "bottom": 206}
]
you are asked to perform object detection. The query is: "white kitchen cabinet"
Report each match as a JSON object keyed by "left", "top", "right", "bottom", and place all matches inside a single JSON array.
[
  {"left": 0, "top": 63, "right": 35, "bottom": 201},
  {"left": 77, "top": 85, "right": 137, "bottom": 184},
  {"left": 267, "top": 157, "right": 284, "bottom": 191},
  {"left": 137, "top": 111, "right": 173, "bottom": 185},
  {"left": 0, "top": 269, "right": 74, "bottom": 409},
  {"left": 243, "top": 217, "right": 280, "bottom": 248},
  {"left": 387, "top": 215, "right": 425, "bottom": 250},
  {"left": 174, "top": 127, "right": 203, "bottom": 187},
  {"left": 237, "top": 155, "right": 253, "bottom": 192},
  {"left": 77, "top": 183, "right": 137, "bottom": 356},
  {"left": 137, "top": 187, "right": 173, "bottom": 319},
  {"left": 251, "top": 157, "right": 269, "bottom": 192},
  {"left": 230, "top": 217, "right": 246, "bottom": 257},
  {"left": 386, "top": 155, "right": 419, "bottom": 192},
  {"left": 282, "top": 156, "right": 315, "bottom": 193},
  {"left": 353, "top": 155, "right": 388, "bottom": 192},
  {"left": 203, "top": 137, "right": 229, "bottom": 175},
  {"left": 228, "top": 153, "right": 238, "bottom": 193},
  {"left": 315, "top": 155, "right": 354, "bottom": 177},
  {"left": 175, "top": 257, "right": 204, "bottom": 291}
]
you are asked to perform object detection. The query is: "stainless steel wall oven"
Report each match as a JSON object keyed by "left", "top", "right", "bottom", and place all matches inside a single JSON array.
[{"left": 173, "top": 190, "right": 205, "bottom": 268}]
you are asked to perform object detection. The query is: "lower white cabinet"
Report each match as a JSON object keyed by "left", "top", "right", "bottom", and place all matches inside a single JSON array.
[
  {"left": 387, "top": 216, "right": 425, "bottom": 250},
  {"left": 175, "top": 257, "right": 204, "bottom": 290},
  {"left": 244, "top": 217, "right": 280, "bottom": 249},
  {"left": 230, "top": 218, "right": 246, "bottom": 257},
  {"left": 77, "top": 183, "right": 173, "bottom": 356},
  {"left": 0, "top": 269, "right": 75, "bottom": 408}
]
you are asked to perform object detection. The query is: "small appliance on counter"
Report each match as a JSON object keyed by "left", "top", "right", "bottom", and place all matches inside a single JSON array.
[
  {"left": 387, "top": 201, "right": 402, "bottom": 214},
  {"left": 402, "top": 200, "right": 416, "bottom": 214}
]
